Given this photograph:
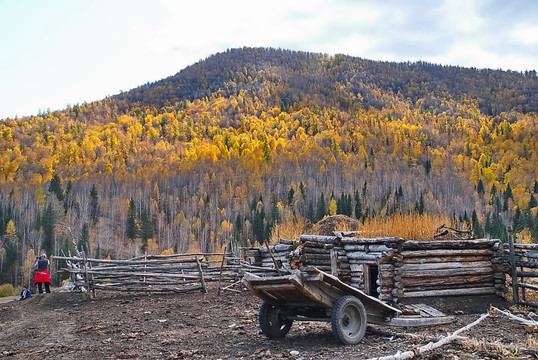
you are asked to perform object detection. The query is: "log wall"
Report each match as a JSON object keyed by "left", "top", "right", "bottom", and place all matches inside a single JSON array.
[{"left": 255, "top": 234, "right": 506, "bottom": 303}]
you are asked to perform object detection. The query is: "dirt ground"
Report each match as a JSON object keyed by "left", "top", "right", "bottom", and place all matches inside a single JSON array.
[{"left": 0, "top": 283, "right": 536, "bottom": 360}]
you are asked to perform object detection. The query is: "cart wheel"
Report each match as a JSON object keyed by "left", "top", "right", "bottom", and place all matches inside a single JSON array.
[
  {"left": 259, "top": 301, "right": 293, "bottom": 339},
  {"left": 331, "top": 295, "right": 367, "bottom": 345}
]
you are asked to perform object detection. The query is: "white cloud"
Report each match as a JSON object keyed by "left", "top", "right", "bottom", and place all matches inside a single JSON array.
[{"left": 0, "top": 0, "right": 536, "bottom": 118}]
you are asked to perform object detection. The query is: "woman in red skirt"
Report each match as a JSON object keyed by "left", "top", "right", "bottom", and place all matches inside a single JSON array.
[{"left": 34, "top": 254, "right": 52, "bottom": 294}]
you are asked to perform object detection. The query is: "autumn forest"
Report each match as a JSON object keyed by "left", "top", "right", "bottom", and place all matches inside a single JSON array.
[{"left": 1, "top": 47, "right": 537, "bottom": 287}]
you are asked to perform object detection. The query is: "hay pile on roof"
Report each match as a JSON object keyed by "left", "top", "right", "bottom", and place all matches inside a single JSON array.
[{"left": 310, "top": 215, "right": 361, "bottom": 235}]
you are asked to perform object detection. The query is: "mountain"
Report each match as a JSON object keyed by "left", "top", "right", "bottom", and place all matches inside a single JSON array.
[
  {"left": 113, "top": 47, "right": 538, "bottom": 116},
  {"left": 0, "top": 47, "right": 537, "bottom": 283}
]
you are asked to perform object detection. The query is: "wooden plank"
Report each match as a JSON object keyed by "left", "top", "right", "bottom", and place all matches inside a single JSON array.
[
  {"left": 299, "top": 235, "right": 338, "bottom": 243},
  {"left": 516, "top": 271, "right": 538, "bottom": 277},
  {"left": 514, "top": 244, "right": 538, "bottom": 251},
  {"left": 519, "top": 283, "right": 538, "bottom": 291},
  {"left": 402, "top": 255, "right": 492, "bottom": 264},
  {"left": 401, "top": 239, "right": 500, "bottom": 250},
  {"left": 515, "top": 251, "right": 538, "bottom": 260},
  {"left": 346, "top": 252, "right": 381, "bottom": 261},
  {"left": 343, "top": 245, "right": 366, "bottom": 251},
  {"left": 408, "top": 303, "right": 447, "bottom": 317},
  {"left": 382, "top": 315, "right": 455, "bottom": 327},
  {"left": 402, "top": 286, "right": 496, "bottom": 298},
  {"left": 250, "top": 283, "right": 298, "bottom": 292},
  {"left": 516, "top": 260, "right": 538, "bottom": 268},
  {"left": 401, "top": 249, "right": 493, "bottom": 258},
  {"left": 315, "top": 269, "right": 401, "bottom": 317},
  {"left": 53, "top": 255, "right": 200, "bottom": 265},
  {"left": 399, "top": 274, "right": 494, "bottom": 288},
  {"left": 340, "top": 237, "right": 404, "bottom": 245},
  {"left": 331, "top": 249, "right": 338, "bottom": 276},
  {"left": 401, "top": 260, "right": 492, "bottom": 271},
  {"left": 399, "top": 267, "right": 493, "bottom": 279},
  {"left": 288, "top": 274, "right": 335, "bottom": 308}
]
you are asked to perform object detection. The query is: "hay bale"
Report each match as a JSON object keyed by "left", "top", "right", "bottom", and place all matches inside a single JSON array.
[{"left": 310, "top": 215, "right": 360, "bottom": 236}]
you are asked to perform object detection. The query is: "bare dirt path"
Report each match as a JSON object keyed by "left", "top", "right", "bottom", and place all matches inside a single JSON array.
[{"left": 0, "top": 284, "right": 533, "bottom": 359}]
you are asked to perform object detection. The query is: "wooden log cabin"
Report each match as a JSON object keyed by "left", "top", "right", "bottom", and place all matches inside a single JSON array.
[{"left": 251, "top": 233, "right": 507, "bottom": 303}]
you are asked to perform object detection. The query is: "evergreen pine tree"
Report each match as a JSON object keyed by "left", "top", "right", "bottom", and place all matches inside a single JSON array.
[
  {"left": 471, "top": 210, "right": 484, "bottom": 238},
  {"left": 270, "top": 200, "right": 281, "bottom": 227},
  {"left": 345, "top": 194, "right": 353, "bottom": 216},
  {"left": 234, "top": 214, "right": 244, "bottom": 246},
  {"left": 139, "top": 207, "right": 154, "bottom": 250},
  {"left": 513, "top": 207, "right": 525, "bottom": 234},
  {"left": 42, "top": 203, "right": 55, "bottom": 256},
  {"left": 476, "top": 179, "right": 485, "bottom": 197},
  {"left": 504, "top": 183, "right": 513, "bottom": 202},
  {"left": 307, "top": 201, "right": 315, "bottom": 223},
  {"left": 484, "top": 212, "right": 492, "bottom": 237},
  {"left": 63, "top": 181, "right": 72, "bottom": 214},
  {"left": 316, "top": 193, "right": 327, "bottom": 221},
  {"left": 299, "top": 182, "right": 306, "bottom": 199},
  {"left": 253, "top": 206, "right": 266, "bottom": 244},
  {"left": 90, "top": 184, "right": 100, "bottom": 224},
  {"left": 79, "top": 222, "right": 90, "bottom": 254},
  {"left": 287, "top": 186, "right": 295, "bottom": 206},
  {"left": 126, "top": 199, "right": 138, "bottom": 240},
  {"left": 48, "top": 174, "right": 64, "bottom": 201}
]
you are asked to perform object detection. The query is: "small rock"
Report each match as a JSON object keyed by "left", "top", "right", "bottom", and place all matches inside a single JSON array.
[{"left": 290, "top": 350, "right": 300, "bottom": 356}]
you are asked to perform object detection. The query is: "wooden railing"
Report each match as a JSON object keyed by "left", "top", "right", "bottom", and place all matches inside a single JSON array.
[
  {"left": 54, "top": 251, "right": 282, "bottom": 298},
  {"left": 509, "top": 226, "right": 538, "bottom": 307}
]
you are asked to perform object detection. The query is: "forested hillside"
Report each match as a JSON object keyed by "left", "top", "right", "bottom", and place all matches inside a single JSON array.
[{"left": 1, "top": 47, "right": 537, "bottom": 287}]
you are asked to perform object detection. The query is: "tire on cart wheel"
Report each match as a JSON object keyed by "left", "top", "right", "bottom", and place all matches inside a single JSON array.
[
  {"left": 259, "top": 301, "right": 293, "bottom": 339},
  {"left": 331, "top": 295, "right": 367, "bottom": 345}
]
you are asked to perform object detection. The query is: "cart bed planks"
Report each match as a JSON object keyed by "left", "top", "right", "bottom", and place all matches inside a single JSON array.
[{"left": 242, "top": 267, "right": 400, "bottom": 323}]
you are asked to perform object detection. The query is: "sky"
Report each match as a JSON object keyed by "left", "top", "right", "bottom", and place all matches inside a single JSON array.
[{"left": 1, "top": 0, "right": 537, "bottom": 119}]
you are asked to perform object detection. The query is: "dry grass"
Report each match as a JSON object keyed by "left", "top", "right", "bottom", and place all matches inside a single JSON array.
[
  {"left": 506, "top": 275, "right": 538, "bottom": 303},
  {"left": 525, "top": 334, "right": 538, "bottom": 348},
  {"left": 360, "top": 213, "right": 452, "bottom": 240},
  {"left": 461, "top": 337, "right": 513, "bottom": 358},
  {"left": 269, "top": 216, "right": 311, "bottom": 244},
  {"left": 269, "top": 213, "right": 458, "bottom": 244}
]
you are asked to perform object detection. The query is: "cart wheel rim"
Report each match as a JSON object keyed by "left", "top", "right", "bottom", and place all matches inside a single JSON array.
[
  {"left": 267, "top": 307, "right": 287, "bottom": 330},
  {"left": 259, "top": 302, "right": 293, "bottom": 338},
  {"left": 340, "top": 304, "right": 361, "bottom": 336},
  {"left": 331, "top": 295, "right": 367, "bottom": 344}
]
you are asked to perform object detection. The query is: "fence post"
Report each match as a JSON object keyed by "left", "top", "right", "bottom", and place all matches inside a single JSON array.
[
  {"left": 508, "top": 226, "right": 519, "bottom": 305},
  {"left": 196, "top": 257, "right": 207, "bottom": 293},
  {"left": 83, "top": 252, "right": 93, "bottom": 299}
]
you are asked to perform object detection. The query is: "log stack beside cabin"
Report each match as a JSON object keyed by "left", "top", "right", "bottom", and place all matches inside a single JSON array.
[{"left": 252, "top": 233, "right": 506, "bottom": 303}]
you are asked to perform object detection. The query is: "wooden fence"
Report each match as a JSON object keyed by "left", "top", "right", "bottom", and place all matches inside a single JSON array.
[
  {"left": 509, "top": 227, "right": 538, "bottom": 307},
  {"left": 54, "top": 250, "right": 282, "bottom": 298}
]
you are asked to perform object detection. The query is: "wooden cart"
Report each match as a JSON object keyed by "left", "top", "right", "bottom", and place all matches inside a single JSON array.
[{"left": 242, "top": 267, "right": 401, "bottom": 345}]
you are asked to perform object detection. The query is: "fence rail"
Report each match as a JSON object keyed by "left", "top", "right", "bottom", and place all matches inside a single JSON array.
[
  {"left": 509, "top": 227, "right": 538, "bottom": 307},
  {"left": 54, "top": 250, "right": 284, "bottom": 298}
]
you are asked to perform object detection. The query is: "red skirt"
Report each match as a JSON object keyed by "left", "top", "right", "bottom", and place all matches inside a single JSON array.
[{"left": 33, "top": 270, "right": 51, "bottom": 284}]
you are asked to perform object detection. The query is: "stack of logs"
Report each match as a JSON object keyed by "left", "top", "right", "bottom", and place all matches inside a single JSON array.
[
  {"left": 339, "top": 235, "right": 404, "bottom": 302},
  {"left": 393, "top": 239, "right": 507, "bottom": 301},
  {"left": 293, "top": 234, "right": 404, "bottom": 301},
  {"left": 245, "top": 239, "right": 294, "bottom": 274},
  {"left": 255, "top": 234, "right": 506, "bottom": 303}
]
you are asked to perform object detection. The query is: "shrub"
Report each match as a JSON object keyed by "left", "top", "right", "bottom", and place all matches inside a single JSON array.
[{"left": 0, "top": 283, "right": 16, "bottom": 297}]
